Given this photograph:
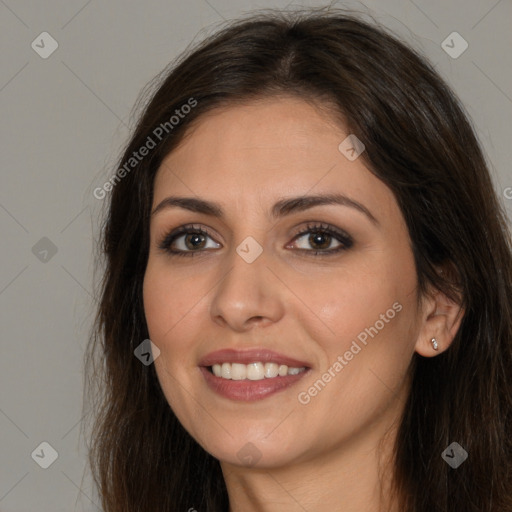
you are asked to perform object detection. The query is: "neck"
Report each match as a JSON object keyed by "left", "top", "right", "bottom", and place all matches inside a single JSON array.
[{"left": 221, "top": 412, "right": 403, "bottom": 512}]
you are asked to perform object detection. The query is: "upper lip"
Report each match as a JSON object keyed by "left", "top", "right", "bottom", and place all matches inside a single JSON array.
[{"left": 199, "top": 348, "right": 311, "bottom": 368}]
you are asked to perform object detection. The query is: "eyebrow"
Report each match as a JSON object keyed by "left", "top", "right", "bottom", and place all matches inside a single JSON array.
[{"left": 151, "top": 193, "right": 378, "bottom": 225}]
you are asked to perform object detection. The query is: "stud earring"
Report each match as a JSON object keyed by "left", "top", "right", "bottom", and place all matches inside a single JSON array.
[{"left": 431, "top": 338, "right": 439, "bottom": 351}]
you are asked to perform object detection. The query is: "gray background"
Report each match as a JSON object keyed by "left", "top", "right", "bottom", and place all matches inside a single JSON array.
[{"left": 1, "top": 0, "right": 511, "bottom": 510}]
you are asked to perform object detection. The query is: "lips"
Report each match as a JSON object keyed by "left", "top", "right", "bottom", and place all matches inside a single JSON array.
[{"left": 198, "top": 348, "right": 312, "bottom": 401}]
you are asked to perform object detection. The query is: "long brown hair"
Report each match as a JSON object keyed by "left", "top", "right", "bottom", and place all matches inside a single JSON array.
[{"left": 84, "top": 6, "right": 512, "bottom": 511}]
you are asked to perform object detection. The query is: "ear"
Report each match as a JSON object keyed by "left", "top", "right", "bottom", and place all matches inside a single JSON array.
[{"left": 415, "top": 280, "right": 464, "bottom": 357}]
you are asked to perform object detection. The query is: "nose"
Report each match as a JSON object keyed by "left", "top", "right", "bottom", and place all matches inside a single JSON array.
[{"left": 209, "top": 244, "right": 285, "bottom": 332}]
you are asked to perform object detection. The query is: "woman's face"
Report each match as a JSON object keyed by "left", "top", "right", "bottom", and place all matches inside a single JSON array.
[{"left": 143, "top": 96, "right": 425, "bottom": 468}]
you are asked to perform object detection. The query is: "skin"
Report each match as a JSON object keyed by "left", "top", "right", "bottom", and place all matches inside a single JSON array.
[{"left": 143, "top": 96, "right": 463, "bottom": 511}]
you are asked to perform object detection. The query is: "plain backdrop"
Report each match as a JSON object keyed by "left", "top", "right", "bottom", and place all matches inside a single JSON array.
[{"left": 1, "top": 0, "right": 511, "bottom": 510}]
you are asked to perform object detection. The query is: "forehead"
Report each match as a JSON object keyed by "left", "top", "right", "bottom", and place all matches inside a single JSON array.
[{"left": 152, "top": 96, "right": 396, "bottom": 220}]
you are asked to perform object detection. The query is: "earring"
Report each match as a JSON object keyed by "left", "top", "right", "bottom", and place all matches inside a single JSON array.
[{"left": 431, "top": 338, "right": 439, "bottom": 351}]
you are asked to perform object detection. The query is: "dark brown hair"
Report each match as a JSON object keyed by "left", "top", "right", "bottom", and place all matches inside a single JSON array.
[{"left": 84, "top": 6, "right": 512, "bottom": 511}]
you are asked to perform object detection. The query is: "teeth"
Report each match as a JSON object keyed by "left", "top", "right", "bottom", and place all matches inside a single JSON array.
[
  {"left": 210, "top": 362, "right": 306, "bottom": 380},
  {"left": 221, "top": 363, "right": 231, "bottom": 379},
  {"left": 247, "top": 362, "right": 264, "bottom": 380},
  {"left": 264, "top": 362, "right": 279, "bottom": 378},
  {"left": 231, "top": 363, "right": 247, "bottom": 380}
]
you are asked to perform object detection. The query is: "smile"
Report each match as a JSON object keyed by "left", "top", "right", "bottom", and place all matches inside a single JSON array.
[
  {"left": 198, "top": 348, "right": 312, "bottom": 401},
  {"left": 210, "top": 362, "right": 307, "bottom": 380}
]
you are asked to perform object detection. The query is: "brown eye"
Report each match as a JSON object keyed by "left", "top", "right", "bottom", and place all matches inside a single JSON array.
[
  {"left": 158, "top": 225, "right": 220, "bottom": 257},
  {"left": 183, "top": 232, "right": 207, "bottom": 250},
  {"left": 290, "top": 223, "right": 353, "bottom": 256},
  {"left": 158, "top": 222, "right": 353, "bottom": 258}
]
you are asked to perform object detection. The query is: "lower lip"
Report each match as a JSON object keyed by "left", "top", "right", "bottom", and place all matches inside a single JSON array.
[{"left": 199, "top": 366, "right": 310, "bottom": 401}]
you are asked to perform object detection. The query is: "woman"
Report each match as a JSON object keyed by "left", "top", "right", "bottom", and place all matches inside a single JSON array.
[{"left": 85, "top": 7, "right": 512, "bottom": 511}]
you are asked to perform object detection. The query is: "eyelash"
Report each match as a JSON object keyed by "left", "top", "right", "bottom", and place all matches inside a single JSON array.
[{"left": 157, "top": 222, "right": 354, "bottom": 258}]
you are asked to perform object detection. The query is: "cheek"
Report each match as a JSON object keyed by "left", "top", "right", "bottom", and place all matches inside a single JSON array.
[
  {"left": 300, "top": 256, "right": 415, "bottom": 341},
  {"left": 143, "top": 260, "right": 193, "bottom": 333},
  {"left": 294, "top": 248, "right": 419, "bottom": 402},
  {"left": 142, "top": 261, "right": 208, "bottom": 379},
  {"left": 142, "top": 264, "right": 200, "bottom": 425},
  {"left": 142, "top": 267, "right": 168, "bottom": 339},
  {"left": 294, "top": 278, "right": 417, "bottom": 445}
]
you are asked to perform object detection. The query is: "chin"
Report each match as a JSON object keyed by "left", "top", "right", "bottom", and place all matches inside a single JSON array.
[{"left": 188, "top": 422, "right": 309, "bottom": 469}]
